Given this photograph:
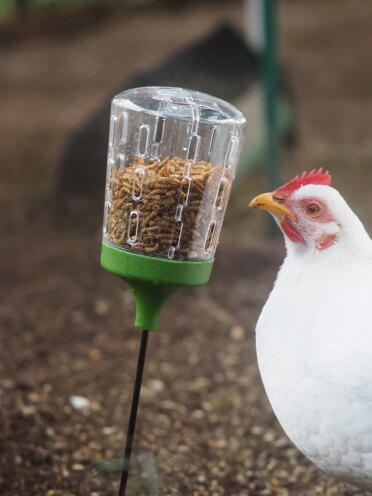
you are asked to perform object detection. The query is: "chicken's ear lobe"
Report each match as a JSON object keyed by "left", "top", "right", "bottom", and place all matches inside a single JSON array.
[{"left": 316, "top": 233, "right": 336, "bottom": 251}]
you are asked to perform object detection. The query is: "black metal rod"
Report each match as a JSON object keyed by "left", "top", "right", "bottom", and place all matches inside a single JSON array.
[{"left": 118, "top": 329, "right": 150, "bottom": 496}]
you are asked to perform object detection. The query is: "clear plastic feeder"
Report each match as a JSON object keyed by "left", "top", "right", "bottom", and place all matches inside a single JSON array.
[{"left": 103, "top": 87, "right": 246, "bottom": 261}]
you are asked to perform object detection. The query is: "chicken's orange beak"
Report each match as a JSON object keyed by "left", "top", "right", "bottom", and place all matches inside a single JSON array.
[{"left": 249, "top": 192, "right": 294, "bottom": 219}]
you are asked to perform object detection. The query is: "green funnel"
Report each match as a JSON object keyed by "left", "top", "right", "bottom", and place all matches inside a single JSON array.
[{"left": 101, "top": 243, "right": 213, "bottom": 330}]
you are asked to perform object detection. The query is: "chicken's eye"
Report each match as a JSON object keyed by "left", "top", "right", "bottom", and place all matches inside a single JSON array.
[{"left": 306, "top": 203, "right": 321, "bottom": 216}]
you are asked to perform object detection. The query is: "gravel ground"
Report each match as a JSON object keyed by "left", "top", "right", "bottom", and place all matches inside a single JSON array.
[{"left": 1, "top": 1, "right": 372, "bottom": 495}]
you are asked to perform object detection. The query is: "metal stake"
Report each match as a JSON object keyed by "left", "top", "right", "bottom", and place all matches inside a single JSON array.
[{"left": 118, "top": 329, "right": 149, "bottom": 496}]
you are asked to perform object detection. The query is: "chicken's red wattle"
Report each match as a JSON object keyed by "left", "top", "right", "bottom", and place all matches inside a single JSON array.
[{"left": 280, "top": 217, "right": 304, "bottom": 243}]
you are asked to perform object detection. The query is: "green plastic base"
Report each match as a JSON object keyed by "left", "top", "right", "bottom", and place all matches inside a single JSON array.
[{"left": 101, "top": 243, "right": 214, "bottom": 330}]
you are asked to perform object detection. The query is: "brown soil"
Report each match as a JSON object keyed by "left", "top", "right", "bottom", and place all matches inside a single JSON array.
[{"left": 1, "top": 1, "right": 372, "bottom": 495}]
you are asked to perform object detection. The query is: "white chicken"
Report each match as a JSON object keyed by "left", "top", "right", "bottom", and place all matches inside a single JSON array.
[{"left": 249, "top": 169, "right": 372, "bottom": 491}]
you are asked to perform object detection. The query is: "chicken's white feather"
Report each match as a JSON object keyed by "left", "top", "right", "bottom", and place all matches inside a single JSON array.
[{"left": 256, "top": 184, "right": 372, "bottom": 490}]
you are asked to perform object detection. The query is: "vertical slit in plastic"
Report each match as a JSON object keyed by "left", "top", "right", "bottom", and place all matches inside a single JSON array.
[
  {"left": 127, "top": 211, "right": 140, "bottom": 244},
  {"left": 183, "top": 162, "right": 192, "bottom": 178},
  {"left": 215, "top": 179, "right": 228, "bottom": 210},
  {"left": 155, "top": 117, "right": 165, "bottom": 143},
  {"left": 167, "top": 246, "right": 176, "bottom": 259},
  {"left": 117, "top": 153, "right": 126, "bottom": 171},
  {"left": 225, "top": 135, "right": 238, "bottom": 166},
  {"left": 179, "top": 177, "right": 192, "bottom": 207},
  {"left": 138, "top": 125, "right": 149, "bottom": 156},
  {"left": 175, "top": 204, "right": 183, "bottom": 222},
  {"left": 171, "top": 221, "right": 184, "bottom": 249},
  {"left": 208, "top": 127, "right": 217, "bottom": 159},
  {"left": 204, "top": 221, "right": 217, "bottom": 252},
  {"left": 187, "top": 135, "right": 200, "bottom": 160},
  {"left": 105, "top": 159, "right": 114, "bottom": 212},
  {"left": 103, "top": 201, "right": 111, "bottom": 237},
  {"left": 109, "top": 115, "right": 117, "bottom": 148},
  {"left": 131, "top": 168, "right": 146, "bottom": 202},
  {"left": 106, "top": 158, "right": 114, "bottom": 187},
  {"left": 117, "top": 111, "right": 128, "bottom": 145}
]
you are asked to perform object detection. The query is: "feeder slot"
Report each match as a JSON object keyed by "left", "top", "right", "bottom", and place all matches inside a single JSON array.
[
  {"left": 215, "top": 178, "right": 228, "bottom": 210},
  {"left": 175, "top": 204, "right": 183, "bottom": 222},
  {"left": 103, "top": 201, "right": 111, "bottom": 236},
  {"left": 138, "top": 125, "right": 149, "bottom": 156},
  {"left": 171, "top": 220, "right": 184, "bottom": 248},
  {"left": 225, "top": 135, "right": 239, "bottom": 167},
  {"left": 208, "top": 127, "right": 217, "bottom": 158},
  {"left": 105, "top": 158, "right": 114, "bottom": 196},
  {"left": 179, "top": 177, "right": 192, "bottom": 207},
  {"left": 117, "top": 153, "right": 126, "bottom": 171},
  {"left": 117, "top": 111, "right": 128, "bottom": 145},
  {"left": 187, "top": 135, "right": 200, "bottom": 161},
  {"left": 183, "top": 162, "right": 192, "bottom": 177},
  {"left": 106, "top": 157, "right": 114, "bottom": 178},
  {"left": 127, "top": 211, "right": 141, "bottom": 244},
  {"left": 150, "top": 117, "right": 165, "bottom": 161},
  {"left": 204, "top": 221, "right": 217, "bottom": 252},
  {"left": 109, "top": 115, "right": 117, "bottom": 148},
  {"left": 167, "top": 246, "right": 176, "bottom": 259},
  {"left": 155, "top": 116, "right": 165, "bottom": 143},
  {"left": 150, "top": 144, "right": 159, "bottom": 160},
  {"left": 131, "top": 168, "right": 146, "bottom": 202}
]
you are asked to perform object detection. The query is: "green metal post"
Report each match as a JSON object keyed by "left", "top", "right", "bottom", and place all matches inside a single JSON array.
[
  {"left": 262, "top": 0, "right": 281, "bottom": 192},
  {"left": 262, "top": 0, "right": 281, "bottom": 234}
]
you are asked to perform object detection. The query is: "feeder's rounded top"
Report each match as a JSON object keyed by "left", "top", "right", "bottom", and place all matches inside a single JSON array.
[{"left": 113, "top": 86, "right": 246, "bottom": 126}]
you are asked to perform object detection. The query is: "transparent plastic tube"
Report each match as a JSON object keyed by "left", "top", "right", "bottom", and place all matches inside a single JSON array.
[{"left": 103, "top": 87, "right": 246, "bottom": 261}]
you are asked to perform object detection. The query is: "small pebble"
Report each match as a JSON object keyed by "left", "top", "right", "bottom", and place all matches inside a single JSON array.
[
  {"left": 94, "top": 299, "right": 109, "bottom": 315},
  {"left": 69, "top": 395, "right": 91, "bottom": 411},
  {"left": 229, "top": 325, "right": 245, "bottom": 341},
  {"left": 21, "top": 405, "right": 36, "bottom": 416},
  {"left": 46, "top": 427, "right": 55, "bottom": 437}
]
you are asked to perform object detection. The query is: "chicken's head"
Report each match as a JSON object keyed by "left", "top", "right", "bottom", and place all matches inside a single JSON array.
[{"left": 249, "top": 169, "right": 360, "bottom": 253}]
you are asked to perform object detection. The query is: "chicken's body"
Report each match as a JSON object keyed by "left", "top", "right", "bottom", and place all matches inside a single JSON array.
[{"left": 251, "top": 171, "right": 372, "bottom": 491}]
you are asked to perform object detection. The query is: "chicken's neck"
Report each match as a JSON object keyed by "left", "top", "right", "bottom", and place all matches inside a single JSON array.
[{"left": 284, "top": 211, "right": 372, "bottom": 267}]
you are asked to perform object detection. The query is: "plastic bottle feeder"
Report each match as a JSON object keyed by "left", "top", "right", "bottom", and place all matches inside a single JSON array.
[{"left": 100, "top": 86, "right": 246, "bottom": 495}]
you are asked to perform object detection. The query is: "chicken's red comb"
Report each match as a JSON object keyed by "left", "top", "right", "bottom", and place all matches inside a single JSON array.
[{"left": 274, "top": 168, "right": 332, "bottom": 197}]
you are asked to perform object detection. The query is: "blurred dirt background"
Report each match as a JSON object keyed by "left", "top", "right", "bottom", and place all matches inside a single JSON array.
[{"left": 1, "top": 0, "right": 372, "bottom": 495}]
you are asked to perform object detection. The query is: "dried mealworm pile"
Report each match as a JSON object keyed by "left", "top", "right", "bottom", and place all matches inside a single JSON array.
[{"left": 108, "top": 157, "right": 214, "bottom": 259}]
